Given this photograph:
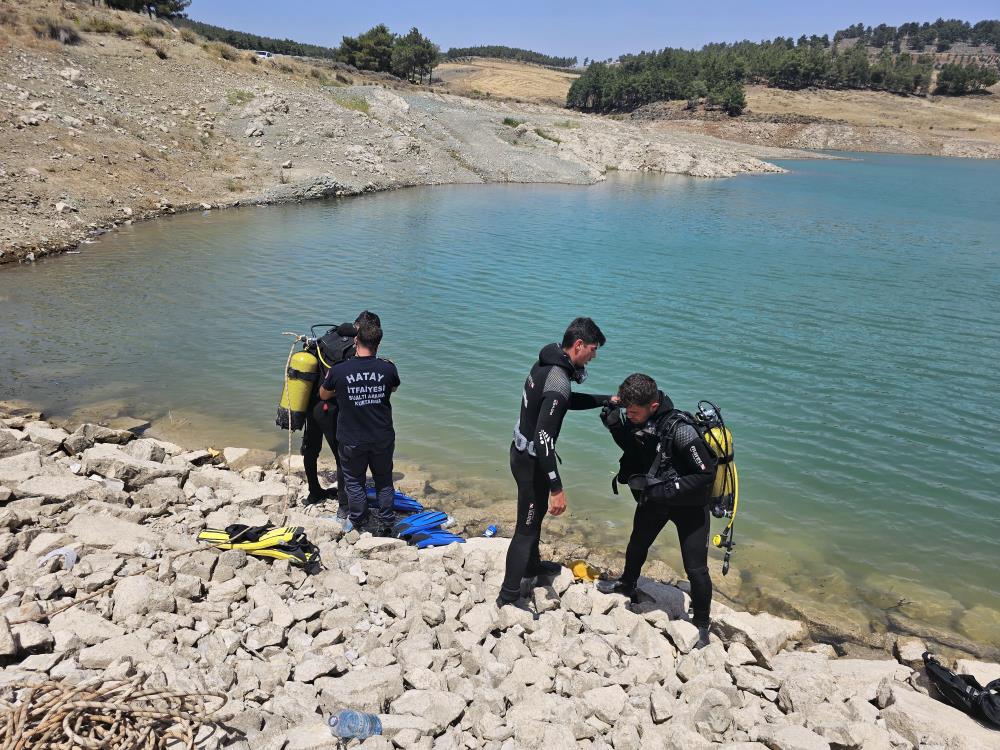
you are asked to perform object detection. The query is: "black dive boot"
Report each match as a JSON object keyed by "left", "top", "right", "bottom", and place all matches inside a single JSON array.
[
  {"left": 695, "top": 623, "right": 712, "bottom": 649},
  {"left": 524, "top": 560, "right": 562, "bottom": 577},
  {"left": 595, "top": 578, "right": 638, "bottom": 600}
]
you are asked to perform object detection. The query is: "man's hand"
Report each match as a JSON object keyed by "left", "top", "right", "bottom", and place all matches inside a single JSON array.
[
  {"left": 549, "top": 489, "right": 567, "bottom": 516},
  {"left": 601, "top": 401, "right": 623, "bottom": 430}
]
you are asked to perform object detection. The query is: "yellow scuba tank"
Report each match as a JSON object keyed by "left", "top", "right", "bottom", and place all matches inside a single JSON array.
[
  {"left": 702, "top": 423, "right": 736, "bottom": 509},
  {"left": 276, "top": 349, "right": 318, "bottom": 431},
  {"left": 693, "top": 401, "right": 739, "bottom": 576}
]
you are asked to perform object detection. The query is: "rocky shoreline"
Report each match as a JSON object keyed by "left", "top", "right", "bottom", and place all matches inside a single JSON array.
[{"left": 2, "top": 402, "right": 1000, "bottom": 748}]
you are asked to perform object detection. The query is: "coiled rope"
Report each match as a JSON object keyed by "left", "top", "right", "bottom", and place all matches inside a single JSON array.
[{"left": 0, "top": 677, "right": 227, "bottom": 750}]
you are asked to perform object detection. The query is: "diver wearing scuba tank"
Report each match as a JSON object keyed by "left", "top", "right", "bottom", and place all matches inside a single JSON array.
[
  {"left": 498, "top": 317, "right": 610, "bottom": 606},
  {"left": 301, "top": 322, "right": 355, "bottom": 509},
  {"left": 597, "top": 373, "right": 716, "bottom": 648}
]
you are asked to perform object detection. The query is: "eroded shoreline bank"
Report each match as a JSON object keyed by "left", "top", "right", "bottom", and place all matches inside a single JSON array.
[{"left": 2, "top": 11, "right": 819, "bottom": 268}]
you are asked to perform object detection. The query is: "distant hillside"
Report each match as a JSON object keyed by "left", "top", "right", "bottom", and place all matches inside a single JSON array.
[
  {"left": 175, "top": 17, "right": 339, "bottom": 59},
  {"left": 435, "top": 58, "right": 578, "bottom": 106},
  {"left": 445, "top": 45, "right": 576, "bottom": 69},
  {"left": 174, "top": 19, "right": 438, "bottom": 83},
  {"left": 833, "top": 18, "right": 1000, "bottom": 53},
  {"left": 569, "top": 18, "right": 999, "bottom": 114}
]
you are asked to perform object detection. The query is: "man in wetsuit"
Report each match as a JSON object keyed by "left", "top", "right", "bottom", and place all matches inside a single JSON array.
[
  {"left": 596, "top": 373, "right": 717, "bottom": 649},
  {"left": 497, "top": 317, "right": 610, "bottom": 607},
  {"left": 301, "top": 311, "right": 381, "bottom": 517},
  {"left": 319, "top": 317, "right": 400, "bottom": 534},
  {"left": 301, "top": 324, "right": 354, "bottom": 512}
]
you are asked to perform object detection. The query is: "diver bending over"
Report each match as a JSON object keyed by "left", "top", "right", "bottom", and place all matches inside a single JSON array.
[{"left": 597, "top": 373, "right": 717, "bottom": 649}]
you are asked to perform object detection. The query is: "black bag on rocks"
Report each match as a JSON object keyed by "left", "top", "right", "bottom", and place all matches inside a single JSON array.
[{"left": 923, "top": 652, "right": 1000, "bottom": 729}]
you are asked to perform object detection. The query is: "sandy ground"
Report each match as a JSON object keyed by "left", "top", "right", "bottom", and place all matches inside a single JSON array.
[{"left": 435, "top": 58, "right": 579, "bottom": 106}]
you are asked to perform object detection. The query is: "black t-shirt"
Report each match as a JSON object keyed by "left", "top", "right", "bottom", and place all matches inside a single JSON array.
[{"left": 323, "top": 356, "right": 400, "bottom": 445}]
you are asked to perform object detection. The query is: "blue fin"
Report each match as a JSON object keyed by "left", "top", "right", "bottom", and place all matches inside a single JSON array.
[
  {"left": 366, "top": 488, "right": 425, "bottom": 513},
  {"left": 396, "top": 515, "right": 447, "bottom": 539},
  {"left": 392, "top": 511, "right": 447, "bottom": 538},
  {"left": 411, "top": 530, "right": 465, "bottom": 549},
  {"left": 393, "top": 494, "right": 424, "bottom": 512}
]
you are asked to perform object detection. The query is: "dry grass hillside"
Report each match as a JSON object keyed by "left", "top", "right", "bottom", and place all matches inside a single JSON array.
[
  {"left": 745, "top": 84, "right": 1000, "bottom": 145},
  {"left": 435, "top": 58, "right": 579, "bottom": 105},
  {"left": 650, "top": 83, "right": 1000, "bottom": 158}
]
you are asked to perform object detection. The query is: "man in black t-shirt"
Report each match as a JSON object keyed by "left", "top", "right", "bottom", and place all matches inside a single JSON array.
[
  {"left": 301, "top": 311, "right": 381, "bottom": 515},
  {"left": 319, "top": 318, "right": 400, "bottom": 533}
]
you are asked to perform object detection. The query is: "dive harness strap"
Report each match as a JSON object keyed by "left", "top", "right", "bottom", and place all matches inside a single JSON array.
[
  {"left": 512, "top": 420, "right": 536, "bottom": 457},
  {"left": 628, "top": 416, "right": 683, "bottom": 505},
  {"left": 513, "top": 421, "right": 563, "bottom": 464},
  {"left": 287, "top": 367, "right": 318, "bottom": 382}
]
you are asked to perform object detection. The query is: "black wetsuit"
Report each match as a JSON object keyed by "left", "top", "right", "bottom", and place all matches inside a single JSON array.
[
  {"left": 301, "top": 398, "right": 345, "bottom": 507},
  {"left": 301, "top": 327, "right": 355, "bottom": 508},
  {"left": 606, "top": 391, "right": 717, "bottom": 627},
  {"left": 499, "top": 344, "right": 608, "bottom": 600}
]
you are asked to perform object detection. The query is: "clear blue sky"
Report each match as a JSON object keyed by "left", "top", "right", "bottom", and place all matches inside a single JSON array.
[{"left": 187, "top": 1, "right": 998, "bottom": 61}]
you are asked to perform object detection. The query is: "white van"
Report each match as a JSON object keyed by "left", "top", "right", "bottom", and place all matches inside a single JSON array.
[{"left": 256, "top": 51, "right": 273, "bottom": 60}]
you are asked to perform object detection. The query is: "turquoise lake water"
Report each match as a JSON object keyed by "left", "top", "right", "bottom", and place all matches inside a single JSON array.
[{"left": 2, "top": 152, "right": 998, "bottom": 647}]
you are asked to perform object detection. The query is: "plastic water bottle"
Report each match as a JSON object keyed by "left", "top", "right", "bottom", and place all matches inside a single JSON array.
[
  {"left": 327, "top": 709, "right": 382, "bottom": 739},
  {"left": 483, "top": 525, "right": 498, "bottom": 538}
]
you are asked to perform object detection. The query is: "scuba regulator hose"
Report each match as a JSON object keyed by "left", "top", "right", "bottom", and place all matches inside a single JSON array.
[{"left": 712, "top": 463, "right": 739, "bottom": 576}]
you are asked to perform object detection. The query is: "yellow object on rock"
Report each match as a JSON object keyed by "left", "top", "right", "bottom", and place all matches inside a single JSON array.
[{"left": 570, "top": 560, "right": 601, "bottom": 583}]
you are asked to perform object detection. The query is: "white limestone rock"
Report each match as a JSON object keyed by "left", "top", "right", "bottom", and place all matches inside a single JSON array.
[
  {"left": 81, "top": 443, "right": 188, "bottom": 488},
  {"left": 582, "top": 684, "right": 627, "bottom": 724},
  {"left": 0, "top": 450, "right": 43, "bottom": 484},
  {"left": 49, "top": 608, "right": 124, "bottom": 646},
  {"left": 665, "top": 618, "right": 701, "bottom": 654},
  {"left": 13, "top": 475, "right": 97, "bottom": 502},
  {"left": 390, "top": 689, "right": 468, "bottom": 734},
  {"left": 881, "top": 684, "right": 1000, "bottom": 750},
  {"left": 112, "top": 575, "right": 175, "bottom": 622}
]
